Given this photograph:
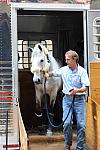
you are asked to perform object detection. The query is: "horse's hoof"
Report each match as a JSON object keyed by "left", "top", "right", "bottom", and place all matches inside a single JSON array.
[
  {"left": 35, "top": 112, "right": 42, "bottom": 117},
  {"left": 46, "top": 129, "right": 53, "bottom": 136}
]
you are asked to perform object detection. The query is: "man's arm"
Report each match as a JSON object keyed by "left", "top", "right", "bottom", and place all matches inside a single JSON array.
[{"left": 69, "top": 86, "right": 88, "bottom": 95}]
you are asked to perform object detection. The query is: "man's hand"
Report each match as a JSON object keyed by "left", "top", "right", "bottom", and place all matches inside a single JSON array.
[
  {"left": 44, "top": 72, "right": 50, "bottom": 80},
  {"left": 69, "top": 89, "right": 78, "bottom": 95}
]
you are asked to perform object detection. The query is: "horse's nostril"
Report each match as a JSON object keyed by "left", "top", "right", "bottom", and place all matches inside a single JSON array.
[{"left": 38, "top": 78, "right": 40, "bottom": 82}]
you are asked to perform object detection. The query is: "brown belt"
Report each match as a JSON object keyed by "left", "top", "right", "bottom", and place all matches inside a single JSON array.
[{"left": 65, "top": 94, "right": 85, "bottom": 97}]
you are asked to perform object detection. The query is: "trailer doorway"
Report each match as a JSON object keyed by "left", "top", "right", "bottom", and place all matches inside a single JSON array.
[
  {"left": 11, "top": 3, "right": 88, "bottom": 131},
  {"left": 17, "top": 10, "right": 84, "bottom": 66}
]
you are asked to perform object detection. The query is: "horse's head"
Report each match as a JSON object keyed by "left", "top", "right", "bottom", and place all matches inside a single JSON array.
[{"left": 29, "top": 43, "right": 50, "bottom": 84}]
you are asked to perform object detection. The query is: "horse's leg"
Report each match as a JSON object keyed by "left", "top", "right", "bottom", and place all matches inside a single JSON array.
[
  {"left": 35, "top": 86, "right": 43, "bottom": 117},
  {"left": 46, "top": 90, "right": 57, "bottom": 136}
]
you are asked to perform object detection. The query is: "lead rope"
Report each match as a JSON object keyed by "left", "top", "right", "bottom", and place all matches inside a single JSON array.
[{"left": 44, "top": 78, "right": 75, "bottom": 128}]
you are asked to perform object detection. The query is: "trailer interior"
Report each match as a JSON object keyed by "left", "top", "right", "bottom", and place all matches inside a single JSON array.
[{"left": 17, "top": 9, "right": 84, "bottom": 132}]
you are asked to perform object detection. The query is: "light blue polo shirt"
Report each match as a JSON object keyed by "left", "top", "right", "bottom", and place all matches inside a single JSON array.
[{"left": 52, "top": 65, "right": 90, "bottom": 95}]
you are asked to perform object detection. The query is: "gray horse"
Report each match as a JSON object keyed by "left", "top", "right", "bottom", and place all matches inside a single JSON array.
[{"left": 29, "top": 43, "right": 62, "bottom": 135}]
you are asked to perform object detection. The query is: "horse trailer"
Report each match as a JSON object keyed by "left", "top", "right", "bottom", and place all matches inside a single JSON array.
[
  {"left": 11, "top": 2, "right": 89, "bottom": 131},
  {"left": 1, "top": 1, "right": 100, "bottom": 149}
]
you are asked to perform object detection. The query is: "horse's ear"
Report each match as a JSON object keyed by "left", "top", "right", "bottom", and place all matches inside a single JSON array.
[
  {"left": 38, "top": 45, "right": 42, "bottom": 51},
  {"left": 28, "top": 47, "right": 33, "bottom": 52}
]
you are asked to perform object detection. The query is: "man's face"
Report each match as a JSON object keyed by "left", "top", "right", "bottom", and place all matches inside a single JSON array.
[{"left": 65, "top": 54, "right": 76, "bottom": 68}]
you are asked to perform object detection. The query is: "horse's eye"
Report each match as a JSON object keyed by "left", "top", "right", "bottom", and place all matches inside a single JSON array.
[{"left": 40, "top": 59, "right": 44, "bottom": 62}]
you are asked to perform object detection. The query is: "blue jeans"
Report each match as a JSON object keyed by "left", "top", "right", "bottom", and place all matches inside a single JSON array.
[{"left": 63, "top": 95, "right": 86, "bottom": 150}]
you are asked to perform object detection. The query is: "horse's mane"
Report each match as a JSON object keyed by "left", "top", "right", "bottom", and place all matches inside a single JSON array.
[{"left": 48, "top": 55, "right": 61, "bottom": 71}]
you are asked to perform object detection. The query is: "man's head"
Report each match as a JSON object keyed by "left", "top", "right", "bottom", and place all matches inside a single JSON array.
[{"left": 65, "top": 50, "right": 79, "bottom": 69}]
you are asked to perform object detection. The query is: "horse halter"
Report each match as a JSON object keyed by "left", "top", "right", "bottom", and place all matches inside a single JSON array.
[
  {"left": 38, "top": 44, "right": 50, "bottom": 63},
  {"left": 46, "top": 54, "right": 50, "bottom": 63}
]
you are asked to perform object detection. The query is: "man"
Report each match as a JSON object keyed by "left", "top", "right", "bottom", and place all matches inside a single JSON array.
[{"left": 45, "top": 50, "right": 90, "bottom": 150}]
